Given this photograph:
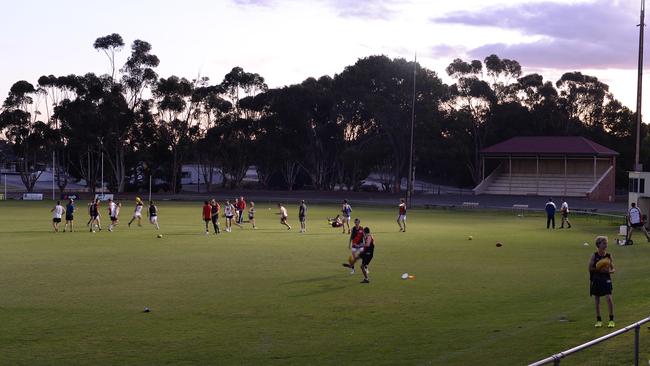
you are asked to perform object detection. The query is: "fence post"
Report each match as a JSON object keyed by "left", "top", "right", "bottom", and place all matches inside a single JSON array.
[{"left": 634, "top": 325, "right": 640, "bottom": 366}]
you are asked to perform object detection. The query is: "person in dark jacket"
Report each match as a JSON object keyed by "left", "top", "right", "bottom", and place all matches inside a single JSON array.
[{"left": 545, "top": 198, "right": 556, "bottom": 229}]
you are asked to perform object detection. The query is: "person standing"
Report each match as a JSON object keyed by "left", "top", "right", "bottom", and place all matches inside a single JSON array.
[
  {"left": 626, "top": 202, "right": 650, "bottom": 242},
  {"left": 560, "top": 198, "right": 572, "bottom": 229},
  {"left": 210, "top": 199, "right": 221, "bottom": 234},
  {"left": 88, "top": 198, "right": 101, "bottom": 232},
  {"left": 341, "top": 199, "right": 352, "bottom": 234},
  {"left": 298, "top": 200, "right": 307, "bottom": 233},
  {"left": 589, "top": 236, "right": 615, "bottom": 328},
  {"left": 277, "top": 203, "right": 291, "bottom": 230},
  {"left": 397, "top": 198, "right": 407, "bottom": 232},
  {"left": 545, "top": 198, "right": 556, "bottom": 229},
  {"left": 148, "top": 200, "right": 160, "bottom": 230},
  {"left": 108, "top": 200, "right": 120, "bottom": 232},
  {"left": 64, "top": 199, "right": 75, "bottom": 232},
  {"left": 248, "top": 201, "right": 257, "bottom": 229},
  {"left": 51, "top": 200, "right": 65, "bottom": 232},
  {"left": 202, "top": 200, "right": 212, "bottom": 235},
  {"left": 359, "top": 227, "right": 375, "bottom": 284}
]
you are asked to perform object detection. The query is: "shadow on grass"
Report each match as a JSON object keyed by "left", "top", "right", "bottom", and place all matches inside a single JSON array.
[{"left": 280, "top": 275, "right": 353, "bottom": 297}]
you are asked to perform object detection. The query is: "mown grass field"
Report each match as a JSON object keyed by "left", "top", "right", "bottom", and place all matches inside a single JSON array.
[{"left": 0, "top": 200, "right": 649, "bottom": 365}]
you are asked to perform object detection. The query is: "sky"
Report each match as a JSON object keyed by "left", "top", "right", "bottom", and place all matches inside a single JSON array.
[{"left": 0, "top": 0, "right": 648, "bottom": 115}]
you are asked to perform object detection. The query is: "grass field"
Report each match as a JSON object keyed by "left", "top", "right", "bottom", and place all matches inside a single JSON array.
[{"left": 1, "top": 200, "right": 649, "bottom": 365}]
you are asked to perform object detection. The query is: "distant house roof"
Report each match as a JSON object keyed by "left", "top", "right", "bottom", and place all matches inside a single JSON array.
[{"left": 481, "top": 136, "right": 619, "bottom": 157}]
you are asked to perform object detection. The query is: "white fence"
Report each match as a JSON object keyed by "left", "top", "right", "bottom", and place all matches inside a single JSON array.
[{"left": 528, "top": 316, "right": 650, "bottom": 366}]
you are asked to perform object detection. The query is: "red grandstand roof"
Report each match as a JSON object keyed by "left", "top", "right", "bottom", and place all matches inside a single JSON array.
[{"left": 481, "top": 136, "right": 619, "bottom": 156}]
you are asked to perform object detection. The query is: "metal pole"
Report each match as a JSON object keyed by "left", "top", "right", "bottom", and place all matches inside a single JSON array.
[
  {"left": 52, "top": 151, "right": 55, "bottom": 200},
  {"left": 3, "top": 174, "right": 6, "bottom": 200},
  {"left": 407, "top": 54, "right": 416, "bottom": 208},
  {"left": 100, "top": 140, "right": 104, "bottom": 199},
  {"left": 634, "top": 325, "right": 640, "bottom": 366},
  {"left": 635, "top": 0, "right": 645, "bottom": 171},
  {"left": 149, "top": 175, "right": 152, "bottom": 203}
]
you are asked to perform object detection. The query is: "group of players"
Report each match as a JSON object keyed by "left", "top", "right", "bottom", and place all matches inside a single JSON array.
[
  {"left": 50, "top": 195, "right": 411, "bottom": 284},
  {"left": 50, "top": 197, "right": 159, "bottom": 233}
]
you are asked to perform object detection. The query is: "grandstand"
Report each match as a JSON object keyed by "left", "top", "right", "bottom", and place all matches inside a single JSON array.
[{"left": 473, "top": 136, "right": 618, "bottom": 202}]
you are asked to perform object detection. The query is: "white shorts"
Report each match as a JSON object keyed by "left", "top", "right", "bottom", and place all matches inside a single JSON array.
[
  {"left": 150, "top": 216, "right": 158, "bottom": 224},
  {"left": 134, "top": 213, "right": 142, "bottom": 218},
  {"left": 343, "top": 216, "right": 351, "bottom": 223},
  {"left": 398, "top": 214, "right": 406, "bottom": 221},
  {"left": 351, "top": 246, "right": 363, "bottom": 256}
]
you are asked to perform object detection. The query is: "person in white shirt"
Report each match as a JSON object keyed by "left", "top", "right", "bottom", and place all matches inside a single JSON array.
[
  {"left": 277, "top": 203, "right": 291, "bottom": 230},
  {"left": 128, "top": 197, "right": 144, "bottom": 227},
  {"left": 223, "top": 200, "right": 241, "bottom": 232},
  {"left": 108, "top": 199, "right": 120, "bottom": 232},
  {"left": 50, "top": 201, "right": 65, "bottom": 232},
  {"left": 626, "top": 202, "right": 650, "bottom": 242},
  {"left": 560, "top": 198, "right": 572, "bottom": 229}
]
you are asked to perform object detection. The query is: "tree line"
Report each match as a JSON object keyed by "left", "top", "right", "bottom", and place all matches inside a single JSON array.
[{"left": 0, "top": 33, "right": 646, "bottom": 194}]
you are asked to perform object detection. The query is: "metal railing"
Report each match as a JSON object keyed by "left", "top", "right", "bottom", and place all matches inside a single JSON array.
[{"left": 528, "top": 316, "right": 650, "bottom": 366}]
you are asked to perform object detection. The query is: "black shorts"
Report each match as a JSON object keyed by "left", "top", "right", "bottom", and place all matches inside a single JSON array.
[
  {"left": 590, "top": 278, "right": 612, "bottom": 297},
  {"left": 248, "top": 214, "right": 254, "bottom": 220},
  {"left": 561, "top": 212, "right": 568, "bottom": 218},
  {"left": 52, "top": 218, "right": 61, "bottom": 223},
  {"left": 110, "top": 216, "right": 118, "bottom": 222},
  {"left": 211, "top": 216, "right": 218, "bottom": 224},
  {"left": 65, "top": 215, "right": 74, "bottom": 221},
  {"left": 299, "top": 215, "right": 305, "bottom": 222},
  {"left": 361, "top": 252, "right": 374, "bottom": 266},
  {"left": 226, "top": 215, "right": 233, "bottom": 220},
  {"left": 631, "top": 222, "right": 644, "bottom": 228}
]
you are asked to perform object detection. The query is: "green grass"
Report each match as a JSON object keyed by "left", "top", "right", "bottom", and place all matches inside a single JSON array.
[{"left": 0, "top": 201, "right": 649, "bottom": 365}]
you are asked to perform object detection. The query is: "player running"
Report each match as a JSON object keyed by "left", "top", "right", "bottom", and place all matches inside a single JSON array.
[
  {"left": 277, "top": 203, "right": 291, "bottom": 230},
  {"left": 128, "top": 197, "right": 144, "bottom": 227},
  {"left": 210, "top": 199, "right": 221, "bottom": 234},
  {"left": 237, "top": 196, "right": 246, "bottom": 225},
  {"left": 626, "top": 202, "right": 650, "bottom": 242},
  {"left": 148, "top": 200, "right": 160, "bottom": 229},
  {"left": 88, "top": 198, "right": 102, "bottom": 232},
  {"left": 51, "top": 200, "right": 65, "bottom": 232},
  {"left": 299, "top": 200, "right": 307, "bottom": 233},
  {"left": 342, "top": 218, "right": 364, "bottom": 274},
  {"left": 397, "top": 198, "right": 407, "bottom": 232},
  {"left": 341, "top": 199, "right": 352, "bottom": 234},
  {"left": 63, "top": 199, "right": 75, "bottom": 232}
]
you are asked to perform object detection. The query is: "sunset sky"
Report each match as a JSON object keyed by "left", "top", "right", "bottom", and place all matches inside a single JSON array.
[{"left": 0, "top": 0, "right": 647, "bottom": 115}]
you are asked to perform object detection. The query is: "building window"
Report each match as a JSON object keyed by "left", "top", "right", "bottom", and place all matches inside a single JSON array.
[{"left": 641, "top": 179, "right": 646, "bottom": 194}]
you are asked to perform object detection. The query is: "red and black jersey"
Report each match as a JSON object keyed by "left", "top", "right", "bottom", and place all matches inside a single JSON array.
[
  {"left": 350, "top": 226, "right": 364, "bottom": 245},
  {"left": 399, "top": 204, "right": 406, "bottom": 215},
  {"left": 202, "top": 204, "right": 211, "bottom": 220}
]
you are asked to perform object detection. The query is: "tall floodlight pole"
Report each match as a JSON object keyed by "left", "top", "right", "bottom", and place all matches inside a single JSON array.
[
  {"left": 635, "top": 0, "right": 646, "bottom": 171},
  {"left": 52, "top": 151, "right": 55, "bottom": 200},
  {"left": 99, "top": 138, "right": 104, "bottom": 198},
  {"left": 407, "top": 55, "right": 417, "bottom": 208}
]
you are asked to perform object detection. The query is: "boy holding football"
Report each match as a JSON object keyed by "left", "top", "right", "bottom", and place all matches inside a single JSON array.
[{"left": 588, "top": 236, "right": 615, "bottom": 328}]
